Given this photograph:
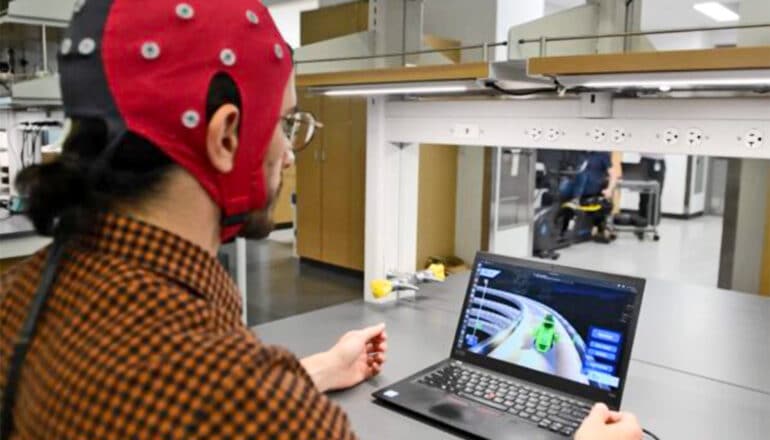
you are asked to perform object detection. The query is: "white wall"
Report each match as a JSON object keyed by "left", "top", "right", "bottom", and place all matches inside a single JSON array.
[
  {"left": 268, "top": 0, "right": 320, "bottom": 48},
  {"left": 508, "top": 4, "right": 599, "bottom": 59},
  {"left": 496, "top": 0, "right": 545, "bottom": 60},
  {"left": 641, "top": 0, "right": 739, "bottom": 50},
  {"left": 545, "top": 0, "right": 586, "bottom": 16}
]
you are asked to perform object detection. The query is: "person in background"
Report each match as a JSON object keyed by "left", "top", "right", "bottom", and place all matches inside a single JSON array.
[
  {"left": 0, "top": 1, "right": 641, "bottom": 439},
  {"left": 560, "top": 151, "right": 620, "bottom": 206},
  {"left": 558, "top": 151, "right": 621, "bottom": 243}
]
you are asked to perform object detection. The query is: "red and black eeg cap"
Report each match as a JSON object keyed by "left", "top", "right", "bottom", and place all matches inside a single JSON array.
[{"left": 59, "top": 0, "right": 294, "bottom": 241}]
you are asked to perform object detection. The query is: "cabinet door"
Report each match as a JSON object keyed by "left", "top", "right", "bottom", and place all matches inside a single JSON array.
[
  {"left": 416, "top": 145, "right": 458, "bottom": 269},
  {"left": 296, "top": 94, "right": 323, "bottom": 260},
  {"left": 273, "top": 164, "right": 296, "bottom": 225},
  {"left": 320, "top": 96, "right": 355, "bottom": 268}
]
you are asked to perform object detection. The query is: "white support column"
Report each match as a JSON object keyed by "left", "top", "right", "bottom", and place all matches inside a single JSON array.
[
  {"left": 364, "top": 97, "right": 420, "bottom": 302},
  {"left": 397, "top": 143, "right": 419, "bottom": 271},
  {"left": 369, "top": 0, "right": 424, "bottom": 68},
  {"left": 594, "top": 0, "right": 626, "bottom": 54}
]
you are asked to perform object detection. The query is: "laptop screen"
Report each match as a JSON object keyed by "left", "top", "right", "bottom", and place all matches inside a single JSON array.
[{"left": 454, "top": 255, "right": 641, "bottom": 395}]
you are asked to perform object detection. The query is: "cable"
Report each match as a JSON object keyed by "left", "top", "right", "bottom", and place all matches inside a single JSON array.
[
  {"left": 643, "top": 427, "right": 661, "bottom": 440},
  {"left": 483, "top": 79, "right": 559, "bottom": 97}
]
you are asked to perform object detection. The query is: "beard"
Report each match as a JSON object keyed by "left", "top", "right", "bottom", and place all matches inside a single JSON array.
[{"left": 236, "top": 181, "right": 282, "bottom": 240}]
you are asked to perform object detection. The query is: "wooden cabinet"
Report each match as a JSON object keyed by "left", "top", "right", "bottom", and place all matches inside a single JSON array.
[
  {"left": 272, "top": 165, "right": 296, "bottom": 226},
  {"left": 416, "top": 145, "right": 458, "bottom": 268},
  {"left": 300, "top": 1, "right": 369, "bottom": 46},
  {"left": 296, "top": 94, "right": 366, "bottom": 271}
]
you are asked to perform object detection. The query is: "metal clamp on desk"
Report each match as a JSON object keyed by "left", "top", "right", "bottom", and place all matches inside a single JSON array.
[{"left": 371, "top": 264, "right": 447, "bottom": 301}]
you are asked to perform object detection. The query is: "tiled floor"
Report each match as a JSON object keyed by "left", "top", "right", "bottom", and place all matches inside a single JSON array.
[
  {"left": 556, "top": 215, "right": 724, "bottom": 288},
  {"left": 244, "top": 229, "right": 362, "bottom": 326}
]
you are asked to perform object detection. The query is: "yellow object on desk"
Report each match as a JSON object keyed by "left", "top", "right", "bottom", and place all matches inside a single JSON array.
[
  {"left": 427, "top": 263, "right": 446, "bottom": 282},
  {"left": 371, "top": 279, "right": 393, "bottom": 299}
]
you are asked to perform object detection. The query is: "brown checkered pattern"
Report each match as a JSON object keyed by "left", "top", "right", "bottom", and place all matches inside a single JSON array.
[{"left": 0, "top": 212, "right": 356, "bottom": 439}]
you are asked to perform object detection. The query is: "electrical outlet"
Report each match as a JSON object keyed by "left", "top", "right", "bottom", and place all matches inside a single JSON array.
[
  {"left": 546, "top": 128, "right": 562, "bottom": 142},
  {"left": 661, "top": 128, "right": 680, "bottom": 145},
  {"left": 743, "top": 129, "right": 764, "bottom": 149},
  {"left": 686, "top": 128, "right": 705, "bottom": 146},
  {"left": 590, "top": 127, "right": 607, "bottom": 143},
  {"left": 525, "top": 128, "right": 543, "bottom": 141},
  {"left": 452, "top": 124, "right": 480, "bottom": 139},
  {"left": 611, "top": 128, "right": 628, "bottom": 144}
]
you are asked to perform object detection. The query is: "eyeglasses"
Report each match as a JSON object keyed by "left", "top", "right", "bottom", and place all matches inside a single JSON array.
[{"left": 281, "top": 111, "right": 324, "bottom": 153}]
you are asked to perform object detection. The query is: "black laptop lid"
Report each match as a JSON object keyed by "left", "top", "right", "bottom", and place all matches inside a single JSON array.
[{"left": 451, "top": 252, "right": 645, "bottom": 409}]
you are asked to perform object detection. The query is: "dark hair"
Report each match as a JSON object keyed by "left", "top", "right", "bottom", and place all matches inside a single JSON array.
[{"left": 16, "top": 72, "right": 242, "bottom": 236}]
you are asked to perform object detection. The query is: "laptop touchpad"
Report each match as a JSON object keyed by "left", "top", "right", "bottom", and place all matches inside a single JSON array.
[{"left": 429, "top": 396, "right": 501, "bottom": 423}]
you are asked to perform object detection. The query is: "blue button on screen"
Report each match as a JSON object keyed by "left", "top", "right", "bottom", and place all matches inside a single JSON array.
[{"left": 589, "top": 327, "right": 623, "bottom": 344}]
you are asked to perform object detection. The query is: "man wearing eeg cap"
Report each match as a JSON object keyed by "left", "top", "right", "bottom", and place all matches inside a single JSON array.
[
  {"left": 0, "top": 1, "right": 384, "bottom": 438},
  {"left": 0, "top": 1, "right": 642, "bottom": 439}
]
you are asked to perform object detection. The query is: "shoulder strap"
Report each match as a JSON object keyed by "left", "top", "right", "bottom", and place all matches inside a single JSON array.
[{"left": 0, "top": 237, "right": 67, "bottom": 438}]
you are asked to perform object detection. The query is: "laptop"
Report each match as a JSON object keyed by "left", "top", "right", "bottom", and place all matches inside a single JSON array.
[{"left": 373, "top": 252, "right": 645, "bottom": 439}]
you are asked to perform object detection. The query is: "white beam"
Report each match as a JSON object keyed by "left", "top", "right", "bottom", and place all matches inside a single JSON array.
[{"left": 382, "top": 98, "right": 770, "bottom": 159}]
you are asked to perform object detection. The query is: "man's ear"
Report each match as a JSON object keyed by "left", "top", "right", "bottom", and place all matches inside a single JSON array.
[{"left": 206, "top": 104, "right": 240, "bottom": 173}]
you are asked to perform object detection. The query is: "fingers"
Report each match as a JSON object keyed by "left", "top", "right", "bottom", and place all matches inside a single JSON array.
[
  {"left": 365, "top": 352, "right": 387, "bottom": 378},
  {"left": 612, "top": 413, "right": 643, "bottom": 439},
  {"left": 585, "top": 403, "right": 611, "bottom": 424},
  {"left": 366, "top": 362, "right": 383, "bottom": 378},
  {"left": 366, "top": 340, "right": 388, "bottom": 353},
  {"left": 590, "top": 403, "right": 610, "bottom": 418},
  {"left": 365, "top": 332, "right": 388, "bottom": 356},
  {"left": 359, "top": 323, "right": 386, "bottom": 340},
  {"left": 606, "top": 410, "right": 623, "bottom": 424},
  {"left": 366, "top": 352, "right": 387, "bottom": 365}
]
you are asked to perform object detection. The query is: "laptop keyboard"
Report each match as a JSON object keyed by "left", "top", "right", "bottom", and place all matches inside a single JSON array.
[{"left": 417, "top": 363, "right": 591, "bottom": 437}]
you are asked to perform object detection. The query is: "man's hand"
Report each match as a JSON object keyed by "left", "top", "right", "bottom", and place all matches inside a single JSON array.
[
  {"left": 301, "top": 323, "right": 388, "bottom": 392},
  {"left": 575, "top": 403, "right": 643, "bottom": 440},
  {"left": 602, "top": 187, "right": 614, "bottom": 199}
]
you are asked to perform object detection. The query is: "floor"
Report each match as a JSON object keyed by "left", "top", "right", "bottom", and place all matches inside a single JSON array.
[
  {"left": 556, "top": 215, "right": 724, "bottom": 288},
  {"left": 244, "top": 228, "right": 362, "bottom": 326}
]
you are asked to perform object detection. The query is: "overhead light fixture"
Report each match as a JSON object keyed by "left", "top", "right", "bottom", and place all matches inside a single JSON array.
[
  {"left": 693, "top": 2, "right": 740, "bottom": 22},
  {"left": 557, "top": 69, "right": 770, "bottom": 91},
  {"left": 322, "top": 84, "right": 470, "bottom": 97},
  {"left": 582, "top": 78, "right": 770, "bottom": 89},
  {"left": 303, "top": 60, "right": 553, "bottom": 98}
]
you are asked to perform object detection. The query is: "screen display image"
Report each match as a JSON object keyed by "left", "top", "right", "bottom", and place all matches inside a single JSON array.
[{"left": 456, "top": 259, "right": 638, "bottom": 392}]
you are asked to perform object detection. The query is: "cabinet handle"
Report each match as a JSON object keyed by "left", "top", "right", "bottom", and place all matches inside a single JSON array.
[
  {"left": 321, "top": 150, "right": 327, "bottom": 162},
  {"left": 314, "top": 150, "right": 320, "bottom": 162}
]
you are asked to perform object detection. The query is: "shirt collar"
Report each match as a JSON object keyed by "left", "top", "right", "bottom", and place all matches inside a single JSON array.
[{"left": 79, "top": 211, "right": 242, "bottom": 319}]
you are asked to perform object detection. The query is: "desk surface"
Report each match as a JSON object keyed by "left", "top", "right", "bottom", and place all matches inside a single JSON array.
[
  {"left": 254, "top": 274, "right": 770, "bottom": 440},
  {"left": 0, "top": 214, "right": 35, "bottom": 239},
  {"left": 407, "top": 275, "right": 770, "bottom": 394}
]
